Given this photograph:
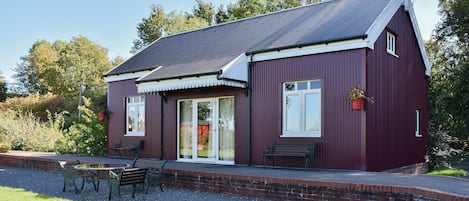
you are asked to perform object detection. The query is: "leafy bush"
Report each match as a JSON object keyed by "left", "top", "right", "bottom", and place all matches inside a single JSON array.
[
  {"left": 4, "top": 93, "right": 64, "bottom": 121},
  {"left": 0, "top": 110, "right": 65, "bottom": 152},
  {"left": 55, "top": 97, "right": 107, "bottom": 156},
  {"left": 426, "top": 128, "right": 461, "bottom": 170}
]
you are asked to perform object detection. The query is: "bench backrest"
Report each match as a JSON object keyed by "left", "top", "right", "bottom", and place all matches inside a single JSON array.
[
  {"left": 272, "top": 142, "right": 315, "bottom": 155},
  {"left": 115, "top": 140, "right": 144, "bottom": 149},
  {"left": 118, "top": 168, "right": 147, "bottom": 186}
]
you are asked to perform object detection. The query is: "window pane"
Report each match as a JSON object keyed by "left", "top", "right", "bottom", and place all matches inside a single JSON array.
[
  {"left": 138, "top": 106, "right": 145, "bottom": 132},
  {"left": 127, "top": 106, "right": 135, "bottom": 132},
  {"left": 310, "top": 81, "right": 321, "bottom": 89},
  {"left": 179, "top": 101, "right": 193, "bottom": 159},
  {"left": 285, "top": 83, "right": 295, "bottom": 91},
  {"left": 128, "top": 97, "right": 133, "bottom": 103},
  {"left": 298, "top": 82, "right": 308, "bottom": 90},
  {"left": 286, "top": 95, "right": 300, "bottom": 131},
  {"left": 305, "top": 94, "right": 321, "bottom": 132},
  {"left": 219, "top": 97, "right": 235, "bottom": 161},
  {"left": 197, "top": 101, "right": 213, "bottom": 159},
  {"left": 140, "top": 96, "right": 145, "bottom": 102}
]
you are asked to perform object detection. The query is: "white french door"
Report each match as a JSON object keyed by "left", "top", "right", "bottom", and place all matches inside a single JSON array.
[{"left": 177, "top": 97, "right": 234, "bottom": 164}]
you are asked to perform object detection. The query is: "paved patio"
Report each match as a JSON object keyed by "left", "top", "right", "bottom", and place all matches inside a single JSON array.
[{"left": 1, "top": 151, "right": 469, "bottom": 200}]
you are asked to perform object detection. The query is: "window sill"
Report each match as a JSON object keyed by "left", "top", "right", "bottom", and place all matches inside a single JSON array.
[
  {"left": 124, "top": 133, "right": 145, "bottom": 137},
  {"left": 386, "top": 50, "right": 399, "bottom": 58},
  {"left": 281, "top": 133, "right": 321, "bottom": 138}
]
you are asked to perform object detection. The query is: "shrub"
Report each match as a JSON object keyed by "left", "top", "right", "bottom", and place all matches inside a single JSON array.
[
  {"left": 0, "top": 110, "right": 65, "bottom": 152},
  {"left": 5, "top": 93, "right": 64, "bottom": 121},
  {"left": 55, "top": 97, "right": 107, "bottom": 156},
  {"left": 0, "top": 142, "right": 10, "bottom": 152}
]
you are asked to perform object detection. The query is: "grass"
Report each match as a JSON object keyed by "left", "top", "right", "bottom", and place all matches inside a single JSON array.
[
  {"left": 427, "top": 167, "right": 467, "bottom": 177},
  {"left": 0, "top": 186, "right": 70, "bottom": 201}
]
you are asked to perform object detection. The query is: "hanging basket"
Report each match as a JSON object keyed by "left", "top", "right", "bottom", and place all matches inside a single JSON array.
[
  {"left": 98, "top": 112, "right": 106, "bottom": 122},
  {"left": 351, "top": 98, "right": 364, "bottom": 110}
]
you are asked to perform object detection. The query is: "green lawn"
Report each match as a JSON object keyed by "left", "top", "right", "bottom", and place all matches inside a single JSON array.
[
  {"left": 0, "top": 186, "right": 70, "bottom": 201},
  {"left": 427, "top": 168, "right": 467, "bottom": 177}
]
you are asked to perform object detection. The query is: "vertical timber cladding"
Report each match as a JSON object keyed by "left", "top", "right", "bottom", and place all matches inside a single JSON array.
[
  {"left": 107, "top": 79, "right": 162, "bottom": 158},
  {"left": 366, "top": 7, "right": 428, "bottom": 171},
  {"left": 251, "top": 49, "right": 367, "bottom": 170},
  {"left": 160, "top": 87, "right": 249, "bottom": 164}
]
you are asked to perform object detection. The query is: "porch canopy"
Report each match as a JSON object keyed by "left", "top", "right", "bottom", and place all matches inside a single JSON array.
[{"left": 135, "top": 53, "right": 249, "bottom": 93}]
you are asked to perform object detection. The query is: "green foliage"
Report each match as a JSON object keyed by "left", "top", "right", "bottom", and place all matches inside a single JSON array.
[
  {"left": 0, "top": 110, "right": 65, "bottom": 152},
  {"left": 132, "top": 5, "right": 208, "bottom": 52},
  {"left": 0, "top": 186, "right": 70, "bottom": 201},
  {"left": 0, "top": 70, "right": 6, "bottom": 102},
  {"left": 4, "top": 93, "right": 64, "bottom": 121},
  {"left": 427, "top": 167, "right": 467, "bottom": 177},
  {"left": 14, "top": 36, "right": 112, "bottom": 111},
  {"left": 193, "top": 0, "right": 215, "bottom": 25},
  {"left": 55, "top": 97, "right": 107, "bottom": 156},
  {"left": 426, "top": 0, "right": 469, "bottom": 169}
]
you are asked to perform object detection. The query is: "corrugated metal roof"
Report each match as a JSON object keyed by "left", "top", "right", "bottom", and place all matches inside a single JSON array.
[{"left": 105, "top": 0, "right": 390, "bottom": 80}]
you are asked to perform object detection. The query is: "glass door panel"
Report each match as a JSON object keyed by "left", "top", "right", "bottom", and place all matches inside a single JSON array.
[
  {"left": 196, "top": 101, "right": 215, "bottom": 159},
  {"left": 179, "top": 100, "right": 193, "bottom": 159},
  {"left": 219, "top": 97, "right": 234, "bottom": 161}
]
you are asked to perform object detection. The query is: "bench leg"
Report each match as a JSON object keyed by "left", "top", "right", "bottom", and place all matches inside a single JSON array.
[{"left": 264, "top": 156, "right": 274, "bottom": 167}]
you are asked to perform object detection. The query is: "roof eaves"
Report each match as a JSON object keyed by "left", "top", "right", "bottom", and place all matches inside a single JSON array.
[
  {"left": 135, "top": 70, "right": 221, "bottom": 84},
  {"left": 245, "top": 34, "right": 368, "bottom": 56},
  {"left": 104, "top": 36, "right": 164, "bottom": 77}
]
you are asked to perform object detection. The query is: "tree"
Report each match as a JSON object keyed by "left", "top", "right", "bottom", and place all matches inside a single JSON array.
[
  {"left": 432, "top": 0, "right": 469, "bottom": 150},
  {"left": 227, "top": 0, "right": 267, "bottom": 20},
  {"left": 0, "top": 70, "right": 6, "bottom": 102},
  {"left": 132, "top": 5, "right": 208, "bottom": 53},
  {"left": 193, "top": 0, "right": 215, "bottom": 25},
  {"left": 14, "top": 36, "right": 112, "bottom": 111},
  {"left": 215, "top": 5, "right": 230, "bottom": 24},
  {"left": 110, "top": 56, "right": 125, "bottom": 69},
  {"left": 221, "top": 0, "right": 320, "bottom": 22}
]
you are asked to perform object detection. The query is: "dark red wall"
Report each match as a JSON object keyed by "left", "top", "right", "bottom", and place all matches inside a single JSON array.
[
  {"left": 251, "top": 49, "right": 368, "bottom": 170},
  {"left": 107, "top": 79, "right": 162, "bottom": 158},
  {"left": 366, "top": 7, "right": 428, "bottom": 171}
]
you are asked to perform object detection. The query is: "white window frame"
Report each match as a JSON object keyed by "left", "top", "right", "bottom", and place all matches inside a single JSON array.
[
  {"left": 125, "top": 96, "right": 145, "bottom": 136},
  {"left": 282, "top": 80, "right": 321, "bottom": 138},
  {"left": 386, "top": 31, "right": 398, "bottom": 57},
  {"left": 415, "top": 109, "right": 422, "bottom": 137}
]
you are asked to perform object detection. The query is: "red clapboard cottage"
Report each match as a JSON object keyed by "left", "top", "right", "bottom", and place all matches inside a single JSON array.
[{"left": 104, "top": 0, "right": 429, "bottom": 171}]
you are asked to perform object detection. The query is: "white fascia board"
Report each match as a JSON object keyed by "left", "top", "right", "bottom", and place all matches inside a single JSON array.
[
  {"left": 218, "top": 53, "right": 248, "bottom": 82},
  {"left": 251, "top": 38, "right": 369, "bottom": 62},
  {"left": 405, "top": 0, "right": 431, "bottom": 76},
  {"left": 104, "top": 70, "right": 153, "bottom": 83},
  {"left": 137, "top": 75, "right": 246, "bottom": 93},
  {"left": 366, "top": 0, "right": 430, "bottom": 76},
  {"left": 365, "top": 0, "right": 403, "bottom": 50}
]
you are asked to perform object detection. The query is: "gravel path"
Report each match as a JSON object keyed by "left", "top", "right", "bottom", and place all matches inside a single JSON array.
[{"left": 0, "top": 166, "right": 269, "bottom": 201}]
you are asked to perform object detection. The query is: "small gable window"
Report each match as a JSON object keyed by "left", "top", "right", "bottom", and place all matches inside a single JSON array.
[
  {"left": 126, "top": 96, "right": 145, "bottom": 136},
  {"left": 386, "top": 31, "right": 398, "bottom": 56}
]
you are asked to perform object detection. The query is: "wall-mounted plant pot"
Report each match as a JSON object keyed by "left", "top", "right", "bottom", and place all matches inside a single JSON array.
[
  {"left": 98, "top": 111, "right": 106, "bottom": 122},
  {"left": 352, "top": 98, "right": 364, "bottom": 110}
]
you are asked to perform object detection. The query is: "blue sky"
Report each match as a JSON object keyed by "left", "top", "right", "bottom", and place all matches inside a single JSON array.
[{"left": 0, "top": 0, "right": 439, "bottom": 84}]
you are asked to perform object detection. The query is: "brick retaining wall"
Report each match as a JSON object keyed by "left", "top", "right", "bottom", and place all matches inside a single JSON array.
[{"left": 0, "top": 153, "right": 467, "bottom": 201}]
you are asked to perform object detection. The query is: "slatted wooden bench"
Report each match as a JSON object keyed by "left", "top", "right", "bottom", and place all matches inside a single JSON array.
[
  {"left": 132, "top": 158, "right": 168, "bottom": 192},
  {"left": 263, "top": 141, "right": 316, "bottom": 168},
  {"left": 111, "top": 140, "right": 143, "bottom": 157},
  {"left": 108, "top": 167, "right": 148, "bottom": 200}
]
